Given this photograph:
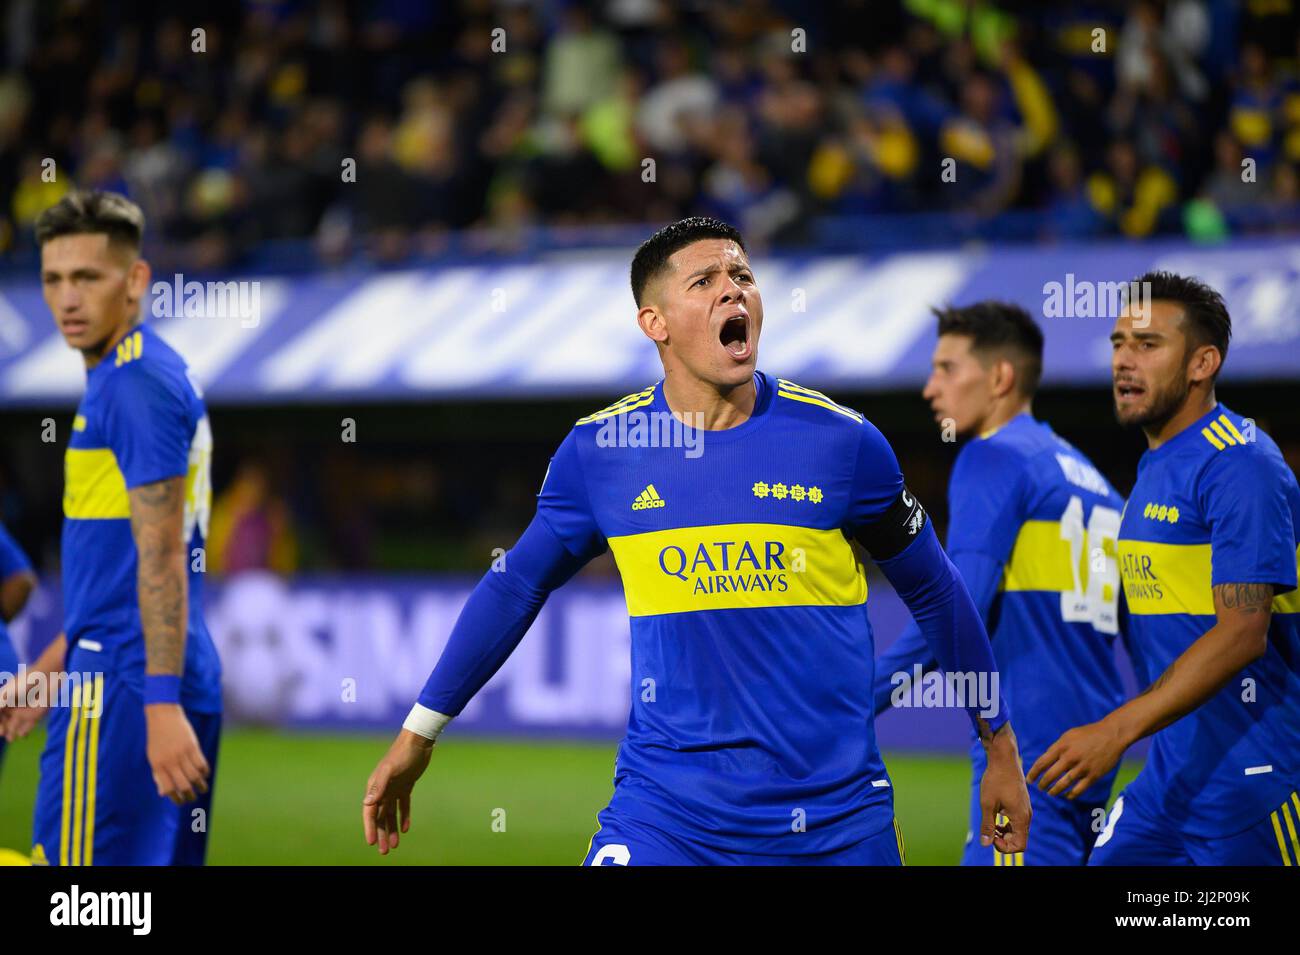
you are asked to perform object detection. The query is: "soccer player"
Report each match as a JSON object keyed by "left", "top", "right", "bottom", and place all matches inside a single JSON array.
[
  {"left": 2, "top": 190, "right": 222, "bottom": 866},
  {"left": 1029, "top": 272, "right": 1300, "bottom": 865},
  {"left": 0, "top": 521, "right": 37, "bottom": 777},
  {"left": 362, "top": 216, "right": 1032, "bottom": 864},
  {"left": 872, "top": 302, "right": 1126, "bottom": 866}
]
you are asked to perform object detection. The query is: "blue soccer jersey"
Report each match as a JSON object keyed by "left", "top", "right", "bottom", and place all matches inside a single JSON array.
[
  {"left": 949, "top": 416, "right": 1127, "bottom": 802},
  {"left": 525, "top": 371, "right": 988, "bottom": 854},
  {"left": 1116, "top": 404, "right": 1300, "bottom": 838},
  {"left": 33, "top": 323, "right": 223, "bottom": 866},
  {"left": 873, "top": 413, "right": 1128, "bottom": 864},
  {"left": 61, "top": 323, "right": 221, "bottom": 712}
]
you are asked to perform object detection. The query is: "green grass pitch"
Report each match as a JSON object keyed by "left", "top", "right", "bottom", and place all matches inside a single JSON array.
[{"left": 0, "top": 727, "right": 1141, "bottom": 865}]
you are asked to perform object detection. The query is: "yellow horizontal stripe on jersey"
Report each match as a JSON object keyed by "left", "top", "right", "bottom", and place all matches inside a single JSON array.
[
  {"left": 1118, "top": 540, "right": 1213, "bottom": 616},
  {"left": 63, "top": 448, "right": 130, "bottom": 519},
  {"left": 607, "top": 522, "right": 867, "bottom": 617},
  {"left": 1001, "top": 520, "right": 1077, "bottom": 592},
  {"left": 1119, "top": 539, "right": 1300, "bottom": 616}
]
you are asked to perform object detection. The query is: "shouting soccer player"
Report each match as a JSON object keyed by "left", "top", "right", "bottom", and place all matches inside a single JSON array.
[
  {"left": 363, "top": 216, "right": 1032, "bottom": 864},
  {"left": 0, "top": 521, "right": 37, "bottom": 778},
  {"left": 1029, "top": 272, "right": 1300, "bottom": 865},
  {"left": 872, "top": 302, "right": 1126, "bottom": 865},
  {"left": 1, "top": 191, "right": 222, "bottom": 865}
]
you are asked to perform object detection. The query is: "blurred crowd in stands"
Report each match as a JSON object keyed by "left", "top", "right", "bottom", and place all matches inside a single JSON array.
[{"left": 3, "top": 0, "right": 1300, "bottom": 272}]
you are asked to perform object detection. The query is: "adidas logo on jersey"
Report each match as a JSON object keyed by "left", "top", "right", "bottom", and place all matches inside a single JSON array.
[{"left": 632, "top": 484, "right": 666, "bottom": 510}]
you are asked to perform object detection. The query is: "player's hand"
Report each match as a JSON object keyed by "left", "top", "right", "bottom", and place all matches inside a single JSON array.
[
  {"left": 144, "top": 704, "right": 211, "bottom": 805},
  {"left": 0, "top": 673, "right": 52, "bottom": 741},
  {"left": 1027, "top": 717, "right": 1128, "bottom": 799},
  {"left": 363, "top": 730, "right": 435, "bottom": 855},
  {"left": 979, "top": 723, "right": 1032, "bottom": 855}
]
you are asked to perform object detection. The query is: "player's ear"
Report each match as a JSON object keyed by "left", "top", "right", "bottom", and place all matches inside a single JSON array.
[
  {"left": 1188, "top": 343, "right": 1221, "bottom": 385},
  {"left": 992, "top": 356, "right": 1017, "bottom": 399},
  {"left": 125, "top": 256, "right": 151, "bottom": 308},
  {"left": 637, "top": 303, "right": 668, "bottom": 344}
]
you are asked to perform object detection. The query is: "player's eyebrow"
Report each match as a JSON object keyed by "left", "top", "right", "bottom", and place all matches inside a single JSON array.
[
  {"left": 683, "top": 261, "right": 752, "bottom": 283},
  {"left": 1110, "top": 329, "right": 1163, "bottom": 342},
  {"left": 42, "top": 266, "right": 101, "bottom": 280}
]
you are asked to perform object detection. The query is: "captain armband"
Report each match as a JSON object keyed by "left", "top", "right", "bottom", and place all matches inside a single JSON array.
[{"left": 855, "top": 486, "right": 929, "bottom": 560}]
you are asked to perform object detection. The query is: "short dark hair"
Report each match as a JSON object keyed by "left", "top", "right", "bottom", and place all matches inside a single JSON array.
[
  {"left": 630, "top": 216, "right": 746, "bottom": 307},
  {"left": 34, "top": 189, "right": 145, "bottom": 253},
  {"left": 933, "top": 300, "right": 1044, "bottom": 397},
  {"left": 1131, "top": 270, "right": 1231, "bottom": 372}
]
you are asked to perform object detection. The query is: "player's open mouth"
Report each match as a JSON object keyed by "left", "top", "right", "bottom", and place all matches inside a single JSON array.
[
  {"left": 719, "top": 315, "right": 751, "bottom": 360},
  {"left": 1115, "top": 382, "right": 1145, "bottom": 400}
]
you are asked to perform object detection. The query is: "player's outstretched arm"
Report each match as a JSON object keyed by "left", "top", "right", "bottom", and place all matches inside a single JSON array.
[
  {"left": 128, "top": 476, "right": 210, "bottom": 806},
  {"left": 1028, "top": 581, "right": 1275, "bottom": 799},
  {"left": 362, "top": 511, "right": 597, "bottom": 854}
]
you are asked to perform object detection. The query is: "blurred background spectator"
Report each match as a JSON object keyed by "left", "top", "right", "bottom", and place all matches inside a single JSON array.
[{"left": 1, "top": 0, "right": 1297, "bottom": 271}]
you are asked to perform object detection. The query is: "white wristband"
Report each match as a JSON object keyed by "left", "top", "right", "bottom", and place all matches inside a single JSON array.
[{"left": 403, "top": 703, "right": 453, "bottom": 740}]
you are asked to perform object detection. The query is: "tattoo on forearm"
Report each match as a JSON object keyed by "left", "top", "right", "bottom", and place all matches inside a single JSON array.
[
  {"left": 1213, "top": 582, "right": 1275, "bottom": 615},
  {"left": 128, "top": 477, "right": 187, "bottom": 675}
]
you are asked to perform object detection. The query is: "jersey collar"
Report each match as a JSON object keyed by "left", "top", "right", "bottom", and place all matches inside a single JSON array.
[
  {"left": 650, "top": 370, "right": 773, "bottom": 444},
  {"left": 1143, "top": 402, "right": 1230, "bottom": 460},
  {"left": 978, "top": 411, "right": 1033, "bottom": 441}
]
